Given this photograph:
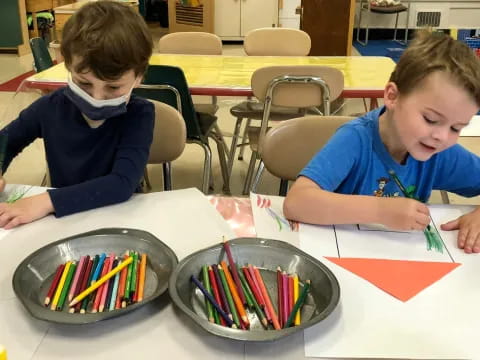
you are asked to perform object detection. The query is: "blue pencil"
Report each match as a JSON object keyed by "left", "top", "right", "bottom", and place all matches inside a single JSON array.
[
  {"left": 191, "top": 275, "right": 234, "bottom": 328},
  {"left": 91, "top": 253, "right": 106, "bottom": 284},
  {"left": 109, "top": 259, "right": 122, "bottom": 311}
]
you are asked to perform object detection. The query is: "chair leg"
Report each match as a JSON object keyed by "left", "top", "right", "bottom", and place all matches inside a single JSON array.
[
  {"left": 242, "top": 151, "right": 258, "bottom": 195},
  {"left": 190, "top": 139, "right": 212, "bottom": 194},
  {"left": 238, "top": 118, "right": 252, "bottom": 160},
  {"left": 357, "top": 1, "right": 364, "bottom": 44},
  {"left": 162, "top": 162, "right": 172, "bottom": 191},
  {"left": 279, "top": 179, "right": 289, "bottom": 196},
  {"left": 209, "top": 132, "right": 231, "bottom": 195},
  {"left": 213, "top": 124, "right": 230, "bottom": 159},
  {"left": 251, "top": 160, "right": 265, "bottom": 194},
  {"left": 440, "top": 190, "right": 450, "bottom": 205},
  {"left": 228, "top": 116, "right": 243, "bottom": 177},
  {"left": 393, "top": 12, "right": 400, "bottom": 42}
]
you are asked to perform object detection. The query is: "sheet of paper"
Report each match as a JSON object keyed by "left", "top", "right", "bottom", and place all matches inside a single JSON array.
[
  {"left": 250, "top": 192, "right": 299, "bottom": 246},
  {"left": 460, "top": 115, "right": 480, "bottom": 136},
  {"left": 300, "top": 205, "right": 480, "bottom": 359},
  {"left": 0, "top": 188, "right": 235, "bottom": 300}
]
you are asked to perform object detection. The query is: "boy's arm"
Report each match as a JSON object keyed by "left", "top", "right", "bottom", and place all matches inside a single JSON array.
[{"left": 284, "top": 176, "right": 430, "bottom": 231}]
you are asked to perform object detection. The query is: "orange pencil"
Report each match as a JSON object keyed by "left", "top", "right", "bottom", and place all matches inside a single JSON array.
[
  {"left": 253, "top": 266, "right": 281, "bottom": 330},
  {"left": 220, "top": 261, "right": 249, "bottom": 327},
  {"left": 137, "top": 253, "right": 147, "bottom": 302}
]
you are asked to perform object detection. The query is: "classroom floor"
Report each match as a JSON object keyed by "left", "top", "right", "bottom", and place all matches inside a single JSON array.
[{"left": 0, "top": 25, "right": 479, "bottom": 206}]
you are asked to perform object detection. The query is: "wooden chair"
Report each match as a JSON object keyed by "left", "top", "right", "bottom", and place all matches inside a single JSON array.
[
  {"left": 259, "top": 115, "right": 354, "bottom": 195},
  {"left": 158, "top": 31, "right": 222, "bottom": 55}
]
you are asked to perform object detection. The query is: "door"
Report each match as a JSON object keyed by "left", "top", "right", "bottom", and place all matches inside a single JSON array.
[
  {"left": 300, "top": 0, "right": 355, "bottom": 55},
  {"left": 241, "top": 0, "right": 278, "bottom": 36},
  {"left": 214, "top": 0, "right": 241, "bottom": 37}
]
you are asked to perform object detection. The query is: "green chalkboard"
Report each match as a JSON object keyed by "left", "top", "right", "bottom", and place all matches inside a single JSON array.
[{"left": 0, "top": 0, "right": 23, "bottom": 47}]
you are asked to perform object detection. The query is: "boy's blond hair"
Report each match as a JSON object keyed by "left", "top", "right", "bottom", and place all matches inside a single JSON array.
[
  {"left": 390, "top": 31, "right": 480, "bottom": 107},
  {"left": 61, "top": 1, "right": 153, "bottom": 80}
]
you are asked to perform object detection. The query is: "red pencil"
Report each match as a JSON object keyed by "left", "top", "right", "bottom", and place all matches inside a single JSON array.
[
  {"left": 72, "top": 257, "right": 93, "bottom": 313},
  {"left": 222, "top": 238, "right": 246, "bottom": 305},
  {"left": 253, "top": 266, "right": 280, "bottom": 330},
  {"left": 92, "top": 256, "right": 111, "bottom": 313},
  {"left": 99, "top": 255, "right": 114, "bottom": 312},
  {"left": 208, "top": 265, "right": 226, "bottom": 326},
  {"left": 277, "top": 267, "right": 283, "bottom": 328},
  {"left": 244, "top": 266, "right": 270, "bottom": 321},
  {"left": 44, "top": 264, "right": 65, "bottom": 307}
]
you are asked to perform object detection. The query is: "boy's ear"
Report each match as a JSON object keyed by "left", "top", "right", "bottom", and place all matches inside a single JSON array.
[{"left": 383, "top": 82, "right": 399, "bottom": 109}]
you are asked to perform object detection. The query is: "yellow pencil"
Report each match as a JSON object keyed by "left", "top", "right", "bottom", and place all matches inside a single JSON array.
[
  {"left": 293, "top": 273, "right": 300, "bottom": 325},
  {"left": 69, "top": 257, "right": 133, "bottom": 307},
  {"left": 50, "top": 261, "right": 71, "bottom": 311}
]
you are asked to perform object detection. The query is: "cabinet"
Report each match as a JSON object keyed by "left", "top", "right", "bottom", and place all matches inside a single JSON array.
[{"left": 215, "top": 0, "right": 278, "bottom": 40}]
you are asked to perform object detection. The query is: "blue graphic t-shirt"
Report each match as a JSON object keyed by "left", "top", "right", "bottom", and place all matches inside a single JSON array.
[{"left": 300, "top": 107, "right": 480, "bottom": 201}]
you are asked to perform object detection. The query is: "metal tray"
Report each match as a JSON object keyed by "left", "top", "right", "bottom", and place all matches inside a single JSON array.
[
  {"left": 12, "top": 228, "right": 178, "bottom": 324},
  {"left": 169, "top": 237, "right": 340, "bottom": 341}
]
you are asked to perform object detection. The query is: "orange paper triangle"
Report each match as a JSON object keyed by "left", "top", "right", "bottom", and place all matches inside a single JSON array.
[{"left": 325, "top": 257, "right": 461, "bottom": 302}]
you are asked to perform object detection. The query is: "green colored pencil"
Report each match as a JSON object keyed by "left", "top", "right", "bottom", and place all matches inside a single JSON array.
[
  {"left": 130, "top": 251, "right": 138, "bottom": 298},
  {"left": 124, "top": 251, "right": 133, "bottom": 303},
  {"left": 284, "top": 280, "right": 310, "bottom": 328},
  {"left": 217, "top": 265, "right": 240, "bottom": 328},
  {"left": 236, "top": 265, "right": 253, "bottom": 308},
  {"left": 202, "top": 265, "right": 215, "bottom": 323},
  {"left": 237, "top": 265, "right": 267, "bottom": 328},
  {"left": 56, "top": 262, "right": 77, "bottom": 311}
]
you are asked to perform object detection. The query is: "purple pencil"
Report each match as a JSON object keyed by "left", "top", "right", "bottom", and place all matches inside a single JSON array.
[
  {"left": 212, "top": 264, "right": 232, "bottom": 320},
  {"left": 68, "top": 256, "right": 86, "bottom": 302},
  {"left": 282, "top": 271, "right": 289, "bottom": 326}
]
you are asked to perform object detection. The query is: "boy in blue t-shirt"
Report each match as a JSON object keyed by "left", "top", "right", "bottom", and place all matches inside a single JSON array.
[
  {"left": 284, "top": 32, "right": 480, "bottom": 253},
  {"left": 0, "top": 1, "right": 154, "bottom": 228}
]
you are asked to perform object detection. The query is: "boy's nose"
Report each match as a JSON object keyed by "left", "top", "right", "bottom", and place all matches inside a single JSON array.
[
  {"left": 90, "top": 89, "right": 107, "bottom": 101},
  {"left": 431, "top": 127, "right": 449, "bottom": 142}
]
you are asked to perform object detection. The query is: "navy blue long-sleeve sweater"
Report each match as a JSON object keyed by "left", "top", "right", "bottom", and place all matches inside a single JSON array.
[{"left": 0, "top": 88, "right": 154, "bottom": 217}]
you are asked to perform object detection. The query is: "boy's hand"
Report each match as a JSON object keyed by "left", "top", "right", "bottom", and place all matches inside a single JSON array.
[
  {"left": 0, "top": 192, "right": 54, "bottom": 230},
  {"left": 441, "top": 207, "right": 480, "bottom": 253},
  {"left": 379, "top": 197, "right": 431, "bottom": 231}
]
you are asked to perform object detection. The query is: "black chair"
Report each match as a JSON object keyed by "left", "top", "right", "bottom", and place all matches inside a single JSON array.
[
  {"left": 133, "top": 65, "right": 230, "bottom": 194},
  {"left": 29, "top": 37, "right": 54, "bottom": 72}
]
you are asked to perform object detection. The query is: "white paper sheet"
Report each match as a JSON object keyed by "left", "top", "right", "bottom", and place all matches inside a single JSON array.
[
  {"left": 250, "top": 192, "right": 299, "bottom": 246},
  {"left": 460, "top": 115, "right": 480, "bottom": 136},
  {"left": 301, "top": 205, "right": 480, "bottom": 359}
]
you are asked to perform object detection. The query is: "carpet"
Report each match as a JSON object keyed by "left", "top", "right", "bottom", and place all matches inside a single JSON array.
[
  {"left": 0, "top": 70, "right": 35, "bottom": 92},
  {"left": 353, "top": 40, "right": 407, "bottom": 63}
]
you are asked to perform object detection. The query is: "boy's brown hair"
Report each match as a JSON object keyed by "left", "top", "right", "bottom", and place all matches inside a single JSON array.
[
  {"left": 61, "top": 1, "right": 153, "bottom": 80},
  {"left": 390, "top": 31, "right": 480, "bottom": 107}
]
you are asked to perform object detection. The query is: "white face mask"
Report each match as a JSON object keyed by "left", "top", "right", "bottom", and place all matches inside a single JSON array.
[{"left": 65, "top": 75, "right": 136, "bottom": 120}]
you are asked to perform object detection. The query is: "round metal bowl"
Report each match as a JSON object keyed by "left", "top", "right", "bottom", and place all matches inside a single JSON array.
[
  {"left": 169, "top": 237, "right": 340, "bottom": 341},
  {"left": 12, "top": 228, "right": 178, "bottom": 324}
]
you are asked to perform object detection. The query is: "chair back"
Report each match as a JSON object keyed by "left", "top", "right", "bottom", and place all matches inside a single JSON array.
[
  {"left": 148, "top": 100, "right": 186, "bottom": 164},
  {"left": 251, "top": 65, "right": 344, "bottom": 108},
  {"left": 262, "top": 115, "right": 355, "bottom": 181},
  {"left": 29, "top": 37, "right": 54, "bottom": 72},
  {"left": 133, "top": 65, "right": 204, "bottom": 141},
  {"left": 244, "top": 28, "right": 311, "bottom": 56},
  {"left": 159, "top": 32, "right": 222, "bottom": 55}
]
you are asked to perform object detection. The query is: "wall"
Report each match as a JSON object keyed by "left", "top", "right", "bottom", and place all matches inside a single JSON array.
[{"left": 279, "top": 0, "right": 301, "bottom": 28}]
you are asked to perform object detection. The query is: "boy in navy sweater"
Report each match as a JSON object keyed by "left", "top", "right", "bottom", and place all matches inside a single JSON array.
[{"left": 0, "top": 1, "right": 154, "bottom": 228}]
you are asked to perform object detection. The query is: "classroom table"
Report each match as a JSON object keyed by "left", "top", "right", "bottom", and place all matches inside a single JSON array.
[{"left": 22, "top": 54, "right": 396, "bottom": 110}]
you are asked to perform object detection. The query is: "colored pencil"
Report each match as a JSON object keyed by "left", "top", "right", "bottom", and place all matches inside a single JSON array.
[
  {"left": 208, "top": 265, "right": 225, "bottom": 326},
  {"left": 44, "top": 264, "right": 65, "bottom": 307},
  {"left": 282, "top": 271, "right": 289, "bottom": 326},
  {"left": 212, "top": 264, "right": 232, "bottom": 320},
  {"left": 109, "top": 259, "right": 122, "bottom": 311},
  {"left": 102, "top": 258, "right": 117, "bottom": 312},
  {"left": 68, "top": 256, "right": 86, "bottom": 302},
  {"left": 293, "top": 273, "right": 300, "bottom": 325},
  {"left": 117, "top": 254, "right": 129, "bottom": 309},
  {"left": 73, "top": 257, "right": 93, "bottom": 313},
  {"left": 236, "top": 265, "right": 253, "bottom": 309},
  {"left": 129, "top": 251, "right": 138, "bottom": 301},
  {"left": 123, "top": 251, "right": 134, "bottom": 306},
  {"left": 222, "top": 238, "right": 246, "bottom": 305},
  {"left": 217, "top": 264, "right": 240, "bottom": 328},
  {"left": 57, "top": 261, "right": 76, "bottom": 311},
  {"left": 191, "top": 274, "right": 234, "bottom": 328},
  {"left": 137, "top": 253, "right": 147, "bottom": 302},
  {"left": 285, "top": 280, "right": 310, "bottom": 328},
  {"left": 246, "top": 265, "right": 266, "bottom": 309},
  {"left": 238, "top": 265, "right": 267, "bottom": 328},
  {"left": 220, "top": 261, "right": 249, "bottom": 327},
  {"left": 50, "top": 261, "right": 71, "bottom": 310},
  {"left": 133, "top": 257, "right": 141, "bottom": 303},
  {"left": 91, "top": 253, "right": 106, "bottom": 284},
  {"left": 253, "top": 266, "right": 281, "bottom": 330},
  {"left": 92, "top": 256, "right": 112, "bottom": 313},
  {"left": 289, "top": 275, "right": 294, "bottom": 315},
  {"left": 202, "top": 265, "right": 215, "bottom": 323},
  {"left": 80, "top": 255, "right": 99, "bottom": 313},
  {"left": 277, "top": 267, "right": 283, "bottom": 327},
  {"left": 69, "top": 256, "right": 133, "bottom": 307}
]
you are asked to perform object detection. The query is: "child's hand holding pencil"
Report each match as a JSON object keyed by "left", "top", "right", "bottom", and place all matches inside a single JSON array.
[{"left": 378, "top": 196, "right": 431, "bottom": 232}]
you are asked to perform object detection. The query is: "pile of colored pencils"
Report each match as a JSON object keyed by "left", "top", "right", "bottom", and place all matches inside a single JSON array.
[
  {"left": 44, "top": 251, "right": 147, "bottom": 314},
  {"left": 191, "top": 240, "right": 311, "bottom": 330}
]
